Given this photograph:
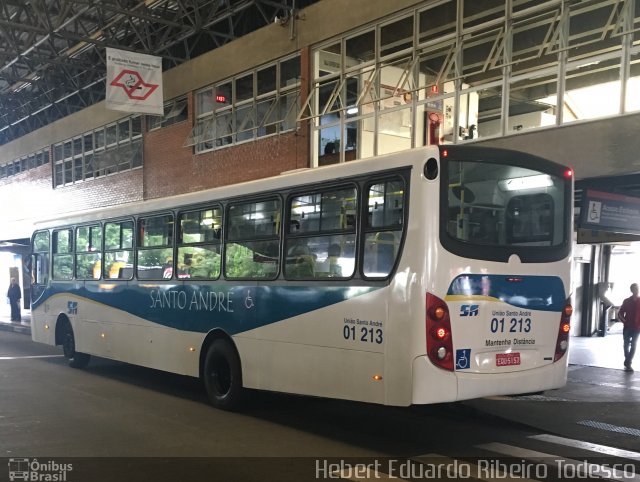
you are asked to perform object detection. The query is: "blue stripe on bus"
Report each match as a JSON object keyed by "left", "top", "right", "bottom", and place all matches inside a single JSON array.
[
  {"left": 31, "top": 284, "right": 380, "bottom": 334},
  {"left": 446, "top": 274, "right": 566, "bottom": 312}
]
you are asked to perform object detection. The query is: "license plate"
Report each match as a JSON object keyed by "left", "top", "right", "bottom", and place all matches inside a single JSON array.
[{"left": 496, "top": 352, "right": 521, "bottom": 367}]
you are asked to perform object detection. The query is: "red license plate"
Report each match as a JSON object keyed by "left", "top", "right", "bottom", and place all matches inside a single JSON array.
[{"left": 496, "top": 352, "right": 521, "bottom": 366}]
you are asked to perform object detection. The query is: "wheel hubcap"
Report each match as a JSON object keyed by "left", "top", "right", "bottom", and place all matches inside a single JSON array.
[{"left": 210, "top": 355, "right": 231, "bottom": 397}]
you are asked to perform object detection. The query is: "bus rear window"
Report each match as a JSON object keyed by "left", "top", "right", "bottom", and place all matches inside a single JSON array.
[{"left": 444, "top": 160, "right": 567, "bottom": 248}]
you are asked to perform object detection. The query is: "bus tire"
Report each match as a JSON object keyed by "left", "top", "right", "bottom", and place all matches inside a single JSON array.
[
  {"left": 60, "top": 321, "right": 91, "bottom": 369},
  {"left": 203, "top": 339, "right": 243, "bottom": 410}
]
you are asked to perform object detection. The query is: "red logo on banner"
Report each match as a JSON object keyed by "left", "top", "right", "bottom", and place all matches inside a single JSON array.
[{"left": 110, "top": 69, "right": 158, "bottom": 100}]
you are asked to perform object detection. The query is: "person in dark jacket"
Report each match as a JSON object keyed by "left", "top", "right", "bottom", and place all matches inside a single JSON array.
[
  {"left": 7, "top": 277, "right": 21, "bottom": 322},
  {"left": 618, "top": 283, "right": 640, "bottom": 372}
]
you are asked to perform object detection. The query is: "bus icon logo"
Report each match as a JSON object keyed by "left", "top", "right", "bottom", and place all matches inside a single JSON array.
[
  {"left": 67, "top": 301, "right": 78, "bottom": 315},
  {"left": 460, "top": 304, "right": 479, "bottom": 317},
  {"left": 8, "top": 458, "right": 29, "bottom": 481}
]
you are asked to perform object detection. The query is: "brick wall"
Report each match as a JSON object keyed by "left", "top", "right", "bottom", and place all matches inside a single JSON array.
[
  {"left": 143, "top": 92, "right": 309, "bottom": 199},
  {"left": 0, "top": 162, "right": 143, "bottom": 239}
]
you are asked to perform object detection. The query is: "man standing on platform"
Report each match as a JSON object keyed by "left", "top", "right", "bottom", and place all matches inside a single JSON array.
[
  {"left": 7, "top": 277, "right": 21, "bottom": 322},
  {"left": 618, "top": 283, "right": 640, "bottom": 372}
]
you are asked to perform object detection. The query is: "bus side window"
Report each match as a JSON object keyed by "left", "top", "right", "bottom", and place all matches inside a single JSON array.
[
  {"left": 104, "top": 220, "right": 134, "bottom": 280},
  {"left": 177, "top": 206, "right": 222, "bottom": 280},
  {"left": 363, "top": 179, "right": 405, "bottom": 279},
  {"left": 32, "top": 231, "right": 50, "bottom": 285}
]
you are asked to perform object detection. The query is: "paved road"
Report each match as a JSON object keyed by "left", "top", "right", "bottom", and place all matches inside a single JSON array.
[{"left": 1, "top": 330, "right": 639, "bottom": 482}]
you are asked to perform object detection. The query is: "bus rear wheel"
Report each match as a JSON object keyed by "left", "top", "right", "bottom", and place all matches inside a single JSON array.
[
  {"left": 61, "top": 321, "right": 91, "bottom": 369},
  {"left": 203, "top": 339, "right": 243, "bottom": 410}
]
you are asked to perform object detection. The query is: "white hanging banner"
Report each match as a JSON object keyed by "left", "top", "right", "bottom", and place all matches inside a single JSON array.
[{"left": 105, "top": 47, "right": 163, "bottom": 115}]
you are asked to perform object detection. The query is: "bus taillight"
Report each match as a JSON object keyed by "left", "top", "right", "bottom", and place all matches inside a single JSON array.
[
  {"left": 554, "top": 299, "right": 573, "bottom": 362},
  {"left": 426, "top": 292, "right": 454, "bottom": 371}
]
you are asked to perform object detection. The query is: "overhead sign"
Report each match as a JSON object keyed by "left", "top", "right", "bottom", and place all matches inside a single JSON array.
[
  {"left": 579, "top": 189, "right": 640, "bottom": 235},
  {"left": 106, "top": 47, "right": 163, "bottom": 115}
]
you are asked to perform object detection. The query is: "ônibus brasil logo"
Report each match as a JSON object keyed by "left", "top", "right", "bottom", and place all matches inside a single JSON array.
[{"left": 8, "top": 458, "right": 73, "bottom": 481}]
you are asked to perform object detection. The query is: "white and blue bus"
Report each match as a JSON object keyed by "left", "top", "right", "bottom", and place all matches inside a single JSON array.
[{"left": 30, "top": 145, "right": 573, "bottom": 410}]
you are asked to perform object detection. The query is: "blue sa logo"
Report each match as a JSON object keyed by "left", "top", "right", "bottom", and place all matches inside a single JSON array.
[
  {"left": 67, "top": 301, "right": 78, "bottom": 315},
  {"left": 459, "top": 304, "right": 479, "bottom": 317}
]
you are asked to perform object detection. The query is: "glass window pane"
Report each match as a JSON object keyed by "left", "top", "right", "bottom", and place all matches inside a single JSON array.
[
  {"left": 197, "top": 88, "right": 214, "bottom": 115},
  {"left": 53, "top": 143, "right": 63, "bottom": 162},
  {"left": 280, "top": 55, "right": 300, "bottom": 88},
  {"left": 95, "top": 128, "right": 105, "bottom": 149},
  {"left": 105, "top": 221, "right": 134, "bottom": 250},
  {"left": 290, "top": 187, "right": 357, "bottom": 234},
  {"left": 468, "top": 84, "right": 502, "bottom": 139},
  {"left": 463, "top": 0, "right": 504, "bottom": 29},
  {"left": 258, "top": 65, "right": 277, "bottom": 96},
  {"left": 74, "top": 159, "right": 83, "bottom": 181},
  {"left": 131, "top": 116, "right": 142, "bottom": 137},
  {"left": 83, "top": 133, "right": 94, "bottom": 153},
  {"left": 76, "top": 253, "right": 101, "bottom": 280},
  {"left": 315, "top": 42, "right": 341, "bottom": 78},
  {"left": 445, "top": 160, "right": 566, "bottom": 247},
  {"left": 236, "top": 103, "right": 255, "bottom": 141},
  {"left": 235, "top": 73, "right": 254, "bottom": 103},
  {"left": 568, "top": 1, "right": 622, "bottom": 58},
  {"left": 54, "top": 164, "right": 63, "bottom": 187},
  {"left": 61, "top": 225, "right": 76, "bottom": 250},
  {"left": 64, "top": 141, "right": 72, "bottom": 159},
  {"left": 106, "top": 124, "right": 117, "bottom": 145},
  {"left": 214, "top": 110, "right": 233, "bottom": 146},
  {"left": 33, "top": 231, "right": 50, "bottom": 252},
  {"left": 63, "top": 160, "right": 72, "bottom": 185},
  {"left": 179, "top": 207, "right": 222, "bottom": 244},
  {"left": 363, "top": 231, "right": 401, "bottom": 278},
  {"left": 512, "top": 7, "right": 560, "bottom": 76},
  {"left": 84, "top": 154, "right": 94, "bottom": 180},
  {"left": 53, "top": 229, "right": 73, "bottom": 280},
  {"left": 228, "top": 199, "right": 281, "bottom": 239},
  {"left": 285, "top": 234, "right": 355, "bottom": 279},
  {"left": 626, "top": 50, "right": 640, "bottom": 113},
  {"left": 53, "top": 254, "right": 73, "bottom": 280},
  {"left": 280, "top": 90, "right": 299, "bottom": 131},
  {"left": 507, "top": 73, "right": 557, "bottom": 134},
  {"left": 563, "top": 56, "right": 621, "bottom": 123},
  {"left": 215, "top": 82, "right": 232, "bottom": 110},
  {"left": 419, "top": 1, "right": 456, "bottom": 45},
  {"left": 119, "top": 119, "right": 131, "bottom": 141},
  {"left": 381, "top": 16, "right": 414, "bottom": 58},
  {"left": 461, "top": 26, "right": 504, "bottom": 86},
  {"left": 377, "top": 106, "right": 412, "bottom": 155},
  {"left": 137, "top": 247, "right": 174, "bottom": 279},
  {"left": 139, "top": 215, "right": 173, "bottom": 247},
  {"left": 416, "top": 41, "right": 458, "bottom": 97},
  {"left": 103, "top": 251, "right": 133, "bottom": 279},
  {"left": 346, "top": 30, "right": 375, "bottom": 67},
  {"left": 73, "top": 137, "right": 83, "bottom": 156},
  {"left": 225, "top": 241, "right": 279, "bottom": 279},
  {"left": 367, "top": 180, "right": 405, "bottom": 228},
  {"left": 177, "top": 245, "right": 220, "bottom": 279}
]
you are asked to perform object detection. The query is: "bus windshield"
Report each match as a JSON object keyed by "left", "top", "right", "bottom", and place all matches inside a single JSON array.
[{"left": 444, "top": 159, "right": 568, "bottom": 249}]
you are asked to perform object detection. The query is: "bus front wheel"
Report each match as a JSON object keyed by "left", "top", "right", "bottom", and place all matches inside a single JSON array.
[
  {"left": 203, "top": 339, "right": 243, "bottom": 410},
  {"left": 60, "top": 321, "right": 91, "bottom": 369}
]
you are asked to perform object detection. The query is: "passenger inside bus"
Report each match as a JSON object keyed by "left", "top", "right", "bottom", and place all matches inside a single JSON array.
[{"left": 287, "top": 243, "right": 315, "bottom": 278}]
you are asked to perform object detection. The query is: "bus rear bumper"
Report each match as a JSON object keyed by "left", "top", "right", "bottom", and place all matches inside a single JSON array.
[{"left": 412, "top": 355, "right": 568, "bottom": 404}]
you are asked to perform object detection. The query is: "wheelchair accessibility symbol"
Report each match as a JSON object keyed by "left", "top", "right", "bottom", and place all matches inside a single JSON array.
[
  {"left": 588, "top": 201, "right": 602, "bottom": 223},
  {"left": 456, "top": 349, "right": 471, "bottom": 370},
  {"left": 245, "top": 290, "right": 254, "bottom": 309}
]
